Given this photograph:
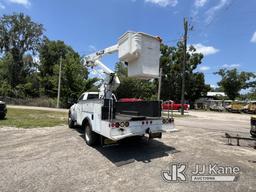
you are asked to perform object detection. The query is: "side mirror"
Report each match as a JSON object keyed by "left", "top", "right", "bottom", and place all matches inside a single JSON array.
[{"left": 67, "top": 98, "right": 76, "bottom": 107}]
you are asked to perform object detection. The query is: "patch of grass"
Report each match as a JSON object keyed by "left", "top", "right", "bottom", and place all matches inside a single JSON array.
[{"left": 0, "top": 108, "right": 67, "bottom": 128}]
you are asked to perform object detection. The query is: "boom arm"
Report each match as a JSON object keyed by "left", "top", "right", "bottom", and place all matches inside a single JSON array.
[
  {"left": 82, "top": 31, "right": 161, "bottom": 100},
  {"left": 82, "top": 44, "right": 120, "bottom": 99}
]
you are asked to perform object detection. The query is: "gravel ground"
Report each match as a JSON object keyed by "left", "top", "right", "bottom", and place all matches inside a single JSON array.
[{"left": 0, "top": 111, "right": 255, "bottom": 192}]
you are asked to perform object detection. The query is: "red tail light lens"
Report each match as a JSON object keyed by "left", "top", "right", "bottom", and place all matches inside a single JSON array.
[{"left": 115, "top": 122, "right": 120, "bottom": 128}]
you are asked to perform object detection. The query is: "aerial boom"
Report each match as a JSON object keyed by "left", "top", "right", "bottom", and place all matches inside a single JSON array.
[
  {"left": 82, "top": 44, "right": 120, "bottom": 99},
  {"left": 82, "top": 31, "right": 161, "bottom": 100}
]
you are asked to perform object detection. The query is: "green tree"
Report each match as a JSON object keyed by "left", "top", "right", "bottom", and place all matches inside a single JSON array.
[
  {"left": 39, "top": 39, "right": 97, "bottom": 106},
  {"left": 160, "top": 43, "right": 210, "bottom": 102},
  {"left": 39, "top": 39, "right": 72, "bottom": 97},
  {"left": 0, "top": 13, "right": 44, "bottom": 88},
  {"left": 215, "top": 68, "right": 256, "bottom": 100},
  {"left": 115, "top": 62, "right": 157, "bottom": 100},
  {"left": 246, "top": 88, "right": 256, "bottom": 100},
  {"left": 0, "top": 54, "right": 12, "bottom": 96}
]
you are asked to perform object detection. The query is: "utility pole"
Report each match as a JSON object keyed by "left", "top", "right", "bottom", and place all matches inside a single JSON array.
[
  {"left": 157, "top": 68, "right": 162, "bottom": 100},
  {"left": 181, "top": 18, "right": 188, "bottom": 115},
  {"left": 57, "top": 56, "right": 62, "bottom": 108}
]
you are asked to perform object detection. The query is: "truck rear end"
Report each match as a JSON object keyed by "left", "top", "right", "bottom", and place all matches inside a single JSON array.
[{"left": 100, "top": 99, "right": 175, "bottom": 141}]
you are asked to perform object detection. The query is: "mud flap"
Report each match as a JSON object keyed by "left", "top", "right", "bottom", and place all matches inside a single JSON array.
[
  {"left": 145, "top": 128, "right": 162, "bottom": 140},
  {"left": 100, "top": 136, "right": 118, "bottom": 147}
]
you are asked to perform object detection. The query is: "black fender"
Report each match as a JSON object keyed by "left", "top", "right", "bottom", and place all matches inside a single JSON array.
[{"left": 82, "top": 117, "right": 92, "bottom": 129}]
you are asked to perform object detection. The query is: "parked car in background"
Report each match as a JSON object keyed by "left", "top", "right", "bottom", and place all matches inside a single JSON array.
[
  {"left": 223, "top": 100, "right": 232, "bottom": 111},
  {"left": 162, "top": 100, "right": 190, "bottom": 111},
  {"left": 209, "top": 100, "right": 225, "bottom": 112},
  {"left": 243, "top": 101, "right": 256, "bottom": 114},
  {"left": 0, "top": 101, "right": 7, "bottom": 119},
  {"left": 227, "top": 101, "right": 247, "bottom": 113}
]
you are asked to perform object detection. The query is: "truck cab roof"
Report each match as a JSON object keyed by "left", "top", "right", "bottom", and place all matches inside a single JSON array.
[
  {"left": 78, "top": 92, "right": 99, "bottom": 101},
  {"left": 77, "top": 92, "right": 117, "bottom": 101}
]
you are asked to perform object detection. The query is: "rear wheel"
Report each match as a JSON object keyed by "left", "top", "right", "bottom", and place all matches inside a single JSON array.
[
  {"left": 84, "top": 124, "right": 99, "bottom": 146},
  {"left": 250, "top": 130, "right": 256, "bottom": 138},
  {"left": 0, "top": 113, "right": 5, "bottom": 120}
]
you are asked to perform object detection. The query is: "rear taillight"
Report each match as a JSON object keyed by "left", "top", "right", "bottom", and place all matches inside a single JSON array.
[
  {"left": 124, "top": 121, "right": 129, "bottom": 127},
  {"left": 169, "top": 118, "right": 174, "bottom": 123},
  {"left": 110, "top": 121, "right": 129, "bottom": 128},
  {"left": 115, "top": 122, "right": 120, "bottom": 128},
  {"left": 162, "top": 118, "right": 174, "bottom": 124}
]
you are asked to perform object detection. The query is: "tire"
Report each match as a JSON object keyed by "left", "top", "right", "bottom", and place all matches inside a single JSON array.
[
  {"left": 0, "top": 114, "right": 5, "bottom": 120},
  {"left": 84, "top": 124, "right": 99, "bottom": 146},
  {"left": 68, "top": 111, "right": 75, "bottom": 128},
  {"left": 250, "top": 130, "right": 256, "bottom": 138}
]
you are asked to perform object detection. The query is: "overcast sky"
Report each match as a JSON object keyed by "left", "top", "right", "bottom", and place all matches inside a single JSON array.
[{"left": 0, "top": 0, "right": 256, "bottom": 87}]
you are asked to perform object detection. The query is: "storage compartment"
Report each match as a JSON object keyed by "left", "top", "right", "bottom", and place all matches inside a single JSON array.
[
  {"left": 115, "top": 101, "right": 162, "bottom": 117},
  {"left": 118, "top": 32, "right": 161, "bottom": 79},
  {"left": 101, "top": 99, "right": 116, "bottom": 120}
]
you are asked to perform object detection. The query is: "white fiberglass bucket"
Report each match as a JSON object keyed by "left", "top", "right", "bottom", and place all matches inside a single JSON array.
[{"left": 118, "top": 31, "right": 161, "bottom": 79}]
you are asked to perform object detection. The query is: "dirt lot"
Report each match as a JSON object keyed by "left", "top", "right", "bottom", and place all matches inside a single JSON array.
[{"left": 0, "top": 111, "right": 256, "bottom": 192}]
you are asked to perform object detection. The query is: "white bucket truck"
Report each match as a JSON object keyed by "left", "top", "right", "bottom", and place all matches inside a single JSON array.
[{"left": 69, "top": 32, "right": 175, "bottom": 146}]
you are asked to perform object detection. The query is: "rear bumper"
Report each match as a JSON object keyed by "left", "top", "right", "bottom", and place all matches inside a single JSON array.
[{"left": 110, "top": 122, "right": 176, "bottom": 141}]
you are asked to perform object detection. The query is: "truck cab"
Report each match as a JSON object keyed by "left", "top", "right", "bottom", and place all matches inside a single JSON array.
[
  {"left": 69, "top": 92, "right": 117, "bottom": 128},
  {"left": 69, "top": 92, "right": 99, "bottom": 127}
]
